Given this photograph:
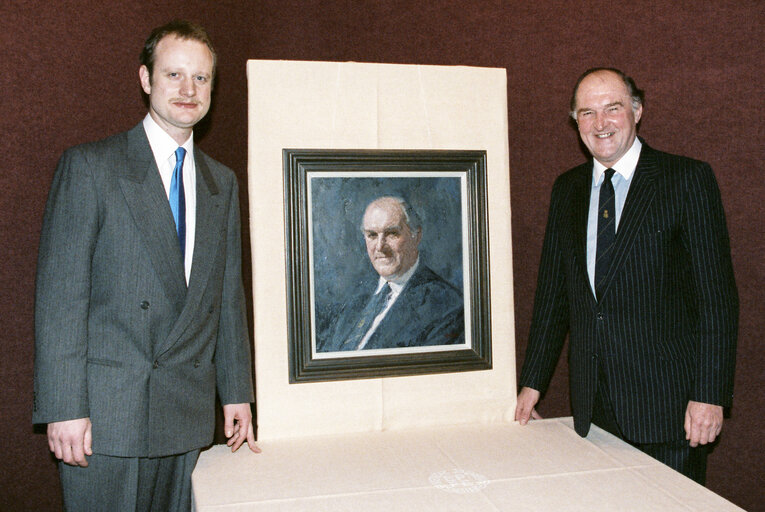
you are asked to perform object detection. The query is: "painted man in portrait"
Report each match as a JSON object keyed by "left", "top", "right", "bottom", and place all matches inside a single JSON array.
[{"left": 318, "top": 196, "right": 464, "bottom": 352}]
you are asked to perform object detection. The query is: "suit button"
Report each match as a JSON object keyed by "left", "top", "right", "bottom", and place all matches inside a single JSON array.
[
  {"left": 140, "top": 301, "right": 150, "bottom": 310},
  {"left": 193, "top": 360, "right": 200, "bottom": 368},
  {"left": 153, "top": 360, "right": 159, "bottom": 369},
  {"left": 596, "top": 313, "right": 604, "bottom": 321}
]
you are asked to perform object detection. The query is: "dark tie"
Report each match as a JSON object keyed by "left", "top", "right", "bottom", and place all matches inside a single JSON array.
[
  {"left": 595, "top": 168, "right": 616, "bottom": 301},
  {"left": 342, "top": 283, "right": 392, "bottom": 350},
  {"left": 170, "top": 147, "right": 186, "bottom": 258}
]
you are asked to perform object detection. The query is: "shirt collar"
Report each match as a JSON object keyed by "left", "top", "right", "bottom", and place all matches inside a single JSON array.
[
  {"left": 592, "top": 137, "right": 642, "bottom": 185},
  {"left": 142, "top": 113, "right": 194, "bottom": 165},
  {"left": 376, "top": 258, "right": 420, "bottom": 295}
]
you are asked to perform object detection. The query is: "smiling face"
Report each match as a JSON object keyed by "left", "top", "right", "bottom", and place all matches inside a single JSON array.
[
  {"left": 139, "top": 35, "right": 213, "bottom": 144},
  {"left": 362, "top": 197, "right": 422, "bottom": 279},
  {"left": 573, "top": 70, "right": 642, "bottom": 167}
]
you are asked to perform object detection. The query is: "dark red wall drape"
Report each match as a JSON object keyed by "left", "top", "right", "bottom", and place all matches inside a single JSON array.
[{"left": 1, "top": 1, "right": 762, "bottom": 510}]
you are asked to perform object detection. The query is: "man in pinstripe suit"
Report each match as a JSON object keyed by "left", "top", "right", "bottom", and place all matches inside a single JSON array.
[{"left": 514, "top": 68, "right": 738, "bottom": 485}]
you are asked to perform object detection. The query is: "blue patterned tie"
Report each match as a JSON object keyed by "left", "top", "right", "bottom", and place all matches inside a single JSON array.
[
  {"left": 595, "top": 168, "right": 616, "bottom": 301},
  {"left": 169, "top": 147, "right": 186, "bottom": 258}
]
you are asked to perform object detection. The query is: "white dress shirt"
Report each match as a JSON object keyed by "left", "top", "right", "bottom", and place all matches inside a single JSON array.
[
  {"left": 586, "top": 137, "right": 642, "bottom": 296},
  {"left": 142, "top": 114, "right": 196, "bottom": 283}
]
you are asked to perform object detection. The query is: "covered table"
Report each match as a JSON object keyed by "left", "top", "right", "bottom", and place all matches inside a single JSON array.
[{"left": 192, "top": 417, "right": 741, "bottom": 511}]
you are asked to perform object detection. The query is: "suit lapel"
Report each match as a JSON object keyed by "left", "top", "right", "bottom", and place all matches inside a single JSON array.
[
  {"left": 569, "top": 164, "right": 593, "bottom": 292},
  {"left": 598, "top": 143, "right": 660, "bottom": 301},
  {"left": 183, "top": 149, "right": 222, "bottom": 313},
  {"left": 119, "top": 125, "right": 187, "bottom": 312},
  {"left": 187, "top": 148, "right": 221, "bottom": 298}
]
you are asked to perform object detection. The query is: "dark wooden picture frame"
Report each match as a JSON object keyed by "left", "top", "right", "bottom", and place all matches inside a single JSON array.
[{"left": 284, "top": 149, "right": 491, "bottom": 382}]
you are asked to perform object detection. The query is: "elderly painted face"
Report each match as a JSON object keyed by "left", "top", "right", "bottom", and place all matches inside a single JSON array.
[
  {"left": 362, "top": 198, "right": 421, "bottom": 279},
  {"left": 139, "top": 35, "right": 214, "bottom": 144},
  {"left": 573, "top": 70, "right": 643, "bottom": 167}
]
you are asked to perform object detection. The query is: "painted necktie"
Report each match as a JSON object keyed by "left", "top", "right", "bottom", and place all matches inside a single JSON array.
[
  {"left": 342, "top": 283, "right": 392, "bottom": 350},
  {"left": 169, "top": 147, "right": 186, "bottom": 258}
]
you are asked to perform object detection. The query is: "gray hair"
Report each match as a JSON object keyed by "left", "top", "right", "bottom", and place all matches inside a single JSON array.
[{"left": 392, "top": 196, "right": 422, "bottom": 234}]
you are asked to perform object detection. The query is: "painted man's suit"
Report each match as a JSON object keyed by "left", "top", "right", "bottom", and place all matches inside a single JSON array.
[
  {"left": 319, "top": 265, "right": 464, "bottom": 351},
  {"left": 519, "top": 141, "right": 738, "bottom": 444},
  {"left": 33, "top": 123, "right": 253, "bottom": 458}
]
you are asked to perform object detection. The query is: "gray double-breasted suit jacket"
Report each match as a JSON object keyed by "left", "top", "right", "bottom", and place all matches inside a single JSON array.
[
  {"left": 33, "top": 123, "right": 254, "bottom": 458},
  {"left": 519, "top": 141, "right": 738, "bottom": 444}
]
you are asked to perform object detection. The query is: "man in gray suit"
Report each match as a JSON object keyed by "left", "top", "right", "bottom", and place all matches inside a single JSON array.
[
  {"left": 34, "top": 20, "right": 258, "bottom": 510},
  {"left": 514, "top": 68, "right": 738, "bottom": 484}
]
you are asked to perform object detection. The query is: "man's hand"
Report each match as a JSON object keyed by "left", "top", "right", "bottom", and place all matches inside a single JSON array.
[
  {"left": 515, "top": 387, "right": 543, "bottom": 425},
  {"left": 222, "top": 403, "right": 261, "bottom": 453},
  {"left": 685, "top": 401, "right": 723, "bottom": 447},
  {"left": 47, "top": 417, "right": 92, "bottom": 467}
]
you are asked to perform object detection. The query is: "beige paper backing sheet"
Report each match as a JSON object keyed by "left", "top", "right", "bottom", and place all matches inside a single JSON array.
[{"left": 247, "top": 60, "right": 515, "bottom": 441}]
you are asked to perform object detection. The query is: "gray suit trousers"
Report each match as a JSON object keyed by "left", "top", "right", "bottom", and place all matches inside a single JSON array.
[{"left": 59, "top": 450, "right": 200, "bottom": 512}]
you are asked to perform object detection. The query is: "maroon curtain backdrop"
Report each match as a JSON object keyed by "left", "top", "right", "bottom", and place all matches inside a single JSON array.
[{"left": 1, "top": 1, "right": 762, "bottom": 510}]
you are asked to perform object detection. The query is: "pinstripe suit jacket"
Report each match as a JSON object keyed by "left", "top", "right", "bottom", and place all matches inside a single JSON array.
[
  {"left": 519, "top": 142, "right": 738, "bottom": 443},
  {"left": 33, "top": 123, "right": 254, "bottom": 457}
]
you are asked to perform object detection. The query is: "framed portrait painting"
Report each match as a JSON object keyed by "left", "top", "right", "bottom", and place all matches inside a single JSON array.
[{"left": 284, "top": 149, "right": 491, "bottom": 382}]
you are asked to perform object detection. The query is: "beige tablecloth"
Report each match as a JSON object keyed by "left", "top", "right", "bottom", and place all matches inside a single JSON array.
[{"left": 192, "top": 417, "right": 741, "bottom": 511}]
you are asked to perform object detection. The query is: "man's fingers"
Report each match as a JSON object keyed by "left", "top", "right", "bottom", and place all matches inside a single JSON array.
[
  {"left": 515, "top": 387, "right": 542, "bottom": 425},
  {"left": 688, "top": 420, "right": 702, "bottom": 447},
  {"left": 226, "top": 422, "right": 241, "bottom": 445},
  {"left": 224, "top": 419, "right": 235, "bottom": 438},
  {"left": 693, "top": 424, "right": 719, "bottom": 446},
  {"left": 685, "top": 401, "right": 723, "bottom": 447},
  {"left": 54, "top": 432, "right": 88, "bottom": 466},
  {"left": 71, "top": 441, "right": 88, "bottom": 467},
  {"left": 47, "top": 418, "right": 92, "bottom": 466},
  {"left": 515, "top": 406, "right": 542, "bottom": 425},
  {"left": 84, "top": 423, "right": 93, "bottom": 456},
  {"left": 223, "top": 404, "right": 258, "bottom": 453},
  {"left": 247, "top": 426, "right": 261, "bottom": 454},
  {"left": 61, "top": 444, "right": 73, "bottom": 465},
  {"left": 226, "top": 418, "right": 245, "bottom": 451},
  {"left": 514, "top": 405, "right": 529, "bottom": 424},
  {"left": 50, "top": 437, "right": 61, "bottom": 459},
  {"left": 229, "top": 428, "right": 245, "bottom": 452},
  {"left": 55, "top": 441, "right": 67, "bottom": 464}
]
